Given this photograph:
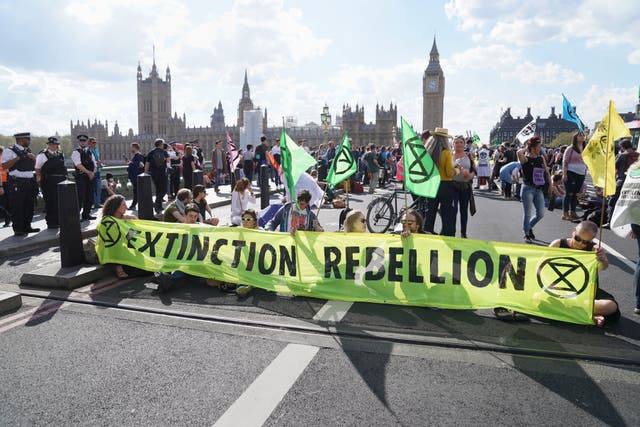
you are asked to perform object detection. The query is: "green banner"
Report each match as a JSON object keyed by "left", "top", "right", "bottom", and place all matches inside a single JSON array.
[
  {"left": 326, "top": 132, "right": 357, "bottom": 188},
  {"left": 401, "top": 117, "right": 440, "bottom": 198},
  {"left": 280, "top": 128, "right": 317, "bottom": 207},
  {"left": 97, "top": 218, "right": 599, "bottom": 325}
]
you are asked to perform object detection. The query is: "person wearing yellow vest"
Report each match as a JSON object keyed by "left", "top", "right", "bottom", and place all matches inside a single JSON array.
[{"left": 1, "top": 132, "right": 39, "bottom": 236}]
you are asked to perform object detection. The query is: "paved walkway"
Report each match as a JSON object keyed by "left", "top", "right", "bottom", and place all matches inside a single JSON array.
[{"left": 0, "top": 183, "right": 281, "bottom": 257}]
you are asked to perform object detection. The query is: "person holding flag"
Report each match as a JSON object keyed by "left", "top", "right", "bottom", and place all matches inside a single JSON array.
[{"left": 423, "top": 127, "right": 456, "bottom": 236}]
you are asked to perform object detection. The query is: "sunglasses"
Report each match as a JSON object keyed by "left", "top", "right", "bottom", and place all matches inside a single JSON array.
[
  {"left": 573, "top": 234, "right": 592, "bottom": 244},
  {"left": 401, "top": 220, "right": 415, "bottom": 225},
  {"left": 241, "top": 217, "right": 255, "bottom": 222}
]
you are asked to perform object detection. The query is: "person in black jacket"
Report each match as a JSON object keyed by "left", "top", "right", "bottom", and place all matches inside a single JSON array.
[
  {"left": 71, "top": 134, "right": 97, "bottom": 221},
  {"left": 35, "top": 137, "right": 67, "bottom": 229},
  {"left": 144, "top": 138, "right": 169, "bottom": 213}
]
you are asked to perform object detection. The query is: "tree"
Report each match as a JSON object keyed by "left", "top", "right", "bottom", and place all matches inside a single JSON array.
[{"left": 550, "top": 132, "right": 573, "bottom": 148}]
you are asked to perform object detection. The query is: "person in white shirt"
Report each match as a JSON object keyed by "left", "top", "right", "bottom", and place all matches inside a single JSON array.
[{"left": 230, "top": 178, "right": 256, "bottom": 225}]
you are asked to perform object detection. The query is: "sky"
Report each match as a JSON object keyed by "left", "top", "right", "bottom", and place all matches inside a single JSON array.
[{"left": 1, "top": 0, "right": 639, "bottom": 143}]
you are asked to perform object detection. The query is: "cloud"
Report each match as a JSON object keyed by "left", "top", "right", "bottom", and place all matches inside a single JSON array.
[
  {"left": 444, "top": 0, "right": 640, "bottom": 61},
  {"left": 445, "top": 45, "right": 584, "bottom": 85},
  {"left": 0, "top": 65, "right": 136, "bottom": 135}
]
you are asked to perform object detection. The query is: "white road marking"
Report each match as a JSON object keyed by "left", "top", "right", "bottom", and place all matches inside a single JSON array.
[
  {"left": 213, "top": 344, "right": 319, "bottom": 427},
  {"left": 312, "top": 300, "right": 354, "bottom": 322},
  {"left": 595, "top": 238, "right": 636, "bottom": 270}
]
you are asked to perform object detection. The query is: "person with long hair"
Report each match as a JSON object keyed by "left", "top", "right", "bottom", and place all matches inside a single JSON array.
[
  {"left": 230, "top": 177, "right": 255, "bottom": 226},
  {"left": 101, "top": 195, "right": 147, "bottom": 279},
  {"left": 517, "top": 136, "right": 551, "bottom": 242},
  {"left": 451, "top": 135, "right": 476, "bottom": 238},
  {"left": 561, "top": 131, "right": 587, "bottom": 220},
  {"left": 192, "top": 184, "right": 219, "bottom": 225},
  {"left": 423, "top": 128, "right": 456, "bottom": 236},
  {"left": 343, "top": 210, "right": 366, "bottom": 233},
  {"left": 182, "top": 144, "right": 197, "bottom": 191}
]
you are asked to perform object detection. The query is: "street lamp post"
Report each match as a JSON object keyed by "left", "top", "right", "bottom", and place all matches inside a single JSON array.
[{"left": 320, "top": 104, "right": 331, "bottom": 146}]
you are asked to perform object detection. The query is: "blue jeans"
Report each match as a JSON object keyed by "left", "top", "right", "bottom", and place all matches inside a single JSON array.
[
  {"left": 632, "top": 224, "right": 640, "bottom": 307},
  {"left": 563, "top": 171, "right": 585, "bottom": 213},
  {"left": 521, "top": 184, "right": 545, "bottom": 233},
  {"left": 215, "top": 168, "right": 223, "bottom": 189},
  {"left": 424, "top": 181, "right": 455, "bottom": 236},
  {"left": 93, "top": 170, "right": 102, "bottom": 205}
]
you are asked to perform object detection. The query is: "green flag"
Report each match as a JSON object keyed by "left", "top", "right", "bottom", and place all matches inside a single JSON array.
[
  {"left": 280, "top": 128, "right": 317, "bottom": 206},
  {"left": 472, "top": 132, "right": 480, "bottom": 144},
  {"left": 326, "top": 132, "right": 357, "bottom": 187},
  {"left": 400, "top": 117, "right": 440, "bottom": 198}
]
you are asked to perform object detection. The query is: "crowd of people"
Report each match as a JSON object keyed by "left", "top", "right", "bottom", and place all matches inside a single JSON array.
[{"left": 1, "top": 128, "right": 637, "bottom": 324}]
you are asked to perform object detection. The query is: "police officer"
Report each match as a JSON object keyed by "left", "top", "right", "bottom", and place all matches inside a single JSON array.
[
  {"left": 0, "top": 132, "right": 39, "bottom": 236},
  {"left": 71, "top": 134, "right": 97, "bottom": 221},
  {"left": 35, "top": 137, "right": 67, "bottom": 229}
]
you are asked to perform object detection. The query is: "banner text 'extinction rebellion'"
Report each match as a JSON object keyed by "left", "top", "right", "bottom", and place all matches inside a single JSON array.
[{"left": 97, "top": 218, "right": 598, "bottom": 324}]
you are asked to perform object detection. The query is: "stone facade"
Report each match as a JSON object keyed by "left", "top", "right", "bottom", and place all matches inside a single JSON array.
[
  {"left": 489, "top": 106, "right": 578, "bottom": 145},
  {"left": 71, "top": 58, "right": 400, "bottom": 163},
  {"left": 422, "top": 37, "right": 445, "bottom": 132}
]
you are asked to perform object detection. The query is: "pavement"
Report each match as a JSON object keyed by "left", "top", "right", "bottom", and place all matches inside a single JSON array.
[
  {"left": 0, "top": 182, "right": 280, "bottom": 258},
  {"left": 1, "top": 180, "right": 640, "bottom": 424}
]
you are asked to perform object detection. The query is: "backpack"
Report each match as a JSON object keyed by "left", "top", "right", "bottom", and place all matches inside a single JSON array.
[{"left": 150, "top": 149, "right": 166, "bottom": 170}]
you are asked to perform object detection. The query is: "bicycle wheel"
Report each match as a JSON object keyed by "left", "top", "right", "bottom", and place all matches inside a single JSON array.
[{"left": 366, "top": 197, "right": 395, "bottom": 233}]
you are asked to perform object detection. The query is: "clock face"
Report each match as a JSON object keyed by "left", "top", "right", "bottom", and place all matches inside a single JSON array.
[{"left": 427, "top": 79, "right": 439, "bottom": 92}]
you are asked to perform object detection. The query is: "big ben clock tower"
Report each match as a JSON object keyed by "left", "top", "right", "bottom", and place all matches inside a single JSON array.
[{"left": 422, "top": 37, "right": 445, "bottom": 132}]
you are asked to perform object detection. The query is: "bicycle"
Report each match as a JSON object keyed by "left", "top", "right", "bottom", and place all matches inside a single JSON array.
[{"left": 366, "top": 187, "right": 424, "bottom": 233}]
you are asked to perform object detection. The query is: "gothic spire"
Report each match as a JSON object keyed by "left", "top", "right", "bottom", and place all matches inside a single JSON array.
[{"left": 426, "top": 35, "right": 442, "bottom": 73}]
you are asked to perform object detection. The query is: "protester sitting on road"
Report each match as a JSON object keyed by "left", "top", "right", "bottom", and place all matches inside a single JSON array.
[
  {"left": 162, "top": 188, "right": 192, "bottom": 223},
  {"left": 494, "top": 220, "right": 619, "bottom": 326},
  {"left": 192, "top": 184, "right": 219, "bottom": 225},
  {"left": 153, "top": 203, "right": 207, "bottom": 293},
  {"left": 235, "top": 209, "right": 263, "bottom": 297},
  {"left": 230, "top": 178, "right": 256, "bottom": 226},
  {"left": 548, "top": 221, "right": 618, "bottom": 326},
  {"left": 266, "top": 189, "right": 323, "bottom": 233},
  {"left": 100, "top": 173, "right": 117, "bottom": 201},
  {"left": 547, "top": 172, "right": 565, "bottom": 212},
  {"left": 397, "top": 208, "right": 424, "bottom": 238},
  {"left": 101, "top": 195, "right": 148, "bottom": 280},
  {"left": 343, "top": 210, "right": 366, "bottom": 233}
]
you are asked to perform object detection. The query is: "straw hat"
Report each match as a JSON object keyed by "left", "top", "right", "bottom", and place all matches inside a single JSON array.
[{"left": 432, "top": 127, "right": 452, "bottom": 138}]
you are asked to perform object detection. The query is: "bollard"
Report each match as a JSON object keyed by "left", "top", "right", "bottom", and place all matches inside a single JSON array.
[
  {"left": 137, "top": 173, "right": 154, "bottom": 220},
  {"left": 57, "top": 180, "right": 84, "bottom": 267},
  {"left": 260, "top": 164, "right": 270, "bottom": 209},
  {"left": 192, "top": 169, "right": 203, "bottom": 189}
]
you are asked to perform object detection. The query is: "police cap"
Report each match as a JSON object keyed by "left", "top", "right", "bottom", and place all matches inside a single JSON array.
[
  {"left": 77, "top": 134, "right": 89, "bottom": 142},
  {"left": 47, "top": 136, "right": 60, "bottom": 144}
]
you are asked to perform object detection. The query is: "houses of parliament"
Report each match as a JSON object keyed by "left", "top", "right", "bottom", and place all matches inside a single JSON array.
[{"left": 70, "top": 41, "right": 446, "bottom": 162}]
